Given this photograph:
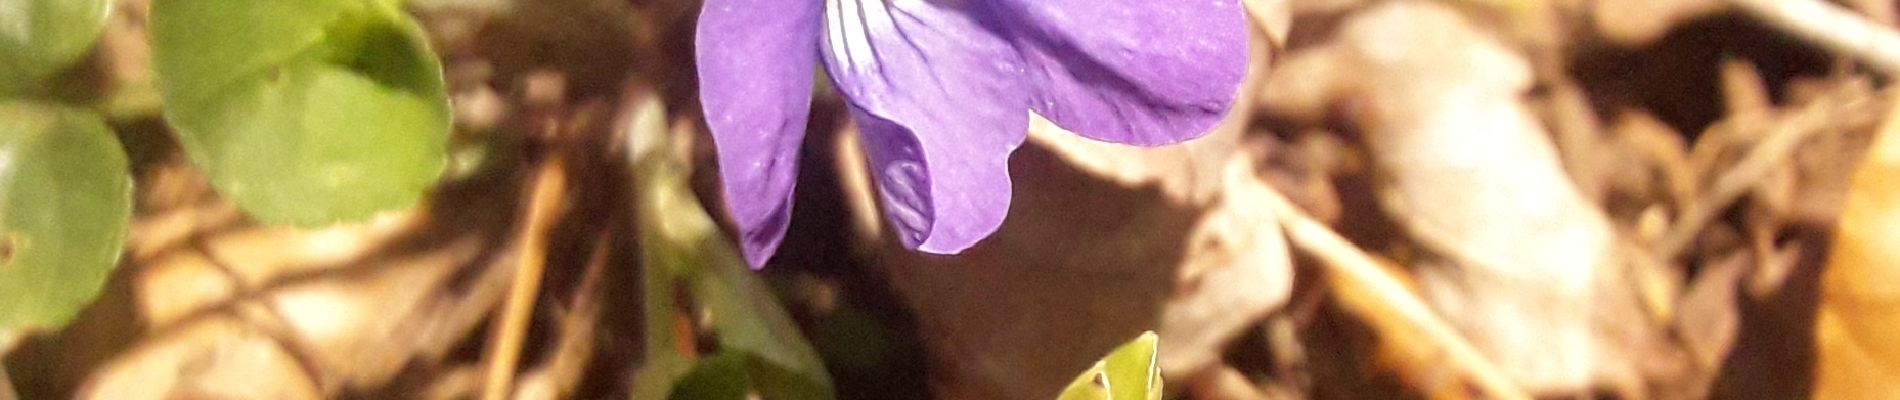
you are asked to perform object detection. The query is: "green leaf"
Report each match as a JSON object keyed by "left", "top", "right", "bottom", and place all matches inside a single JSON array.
[
  {"left": 0, "top": 0, "right": 111, "bottom": 95},
  {"left": 629, "top": 207, "right": 696, "bottom": 400},
  {"left": 150, "top": 0, "right": 448, "bottom": 226},
  {"left": 686, "top": 234, "right": 833, "bottom": 400},
  {"left": 666, "top": 353, "right": 750, "bottom": 400},
  {"left": 0, "top": 102, "right": 131, "bottom": 334},
  {"left": 1058, "top": 331, "right": 1163, "bottom": 400},
  {"left": 628, "top": 94, "right": 835, "bottom": 400}
]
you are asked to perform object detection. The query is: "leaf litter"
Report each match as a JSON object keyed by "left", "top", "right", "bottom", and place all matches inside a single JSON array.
[{"left": 8, "top": 0, "right": 1900, "bottom": 399}]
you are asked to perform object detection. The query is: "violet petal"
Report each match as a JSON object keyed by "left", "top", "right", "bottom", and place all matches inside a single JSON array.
[
  {"left": 820, "top": 0, "right": 1030, "bottom": 253},
  {"left": 992, "top": 0, "right": 1248, "bottom": 146},
  {"left": 696, "top": 0, "right": 824, "bottom": 268}
]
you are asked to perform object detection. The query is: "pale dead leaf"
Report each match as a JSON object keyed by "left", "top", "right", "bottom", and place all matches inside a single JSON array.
[
  {"left": 79, "top": 157, "right": 522, "bottom": 397},
  {"left": 1154, "top": 155, "right": 1293, "bottom": 379},
  {"left": 1262, "top": 2, "right": 1663, "bottom": 393},
  {"left": 1676, "top": 250, "right": 1744, "bottom": 374},
  {"left": 76, "top": 315, "right": 321, "bottom": 400},
  {"left": 1244, "top": 0, "right": 1291, "bottom": 48}
]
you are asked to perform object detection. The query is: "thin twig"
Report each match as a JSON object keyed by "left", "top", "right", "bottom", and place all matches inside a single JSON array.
[
  {"left": 1729, "top": 0, "right": 1900, "bottom": 74},
  {"left": 511, "top": 236, "right": 610, "bottom": 400},
  {"left": 481, "top": 155, "right": 568, "bottom": 400},
  {"left": 1254, "top": 183, "right": 1532, "bottom": 400}
]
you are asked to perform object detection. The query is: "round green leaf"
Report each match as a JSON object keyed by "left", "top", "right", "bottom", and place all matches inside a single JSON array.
[
  {"left": 0, "top": 0, "right": 111, "bottom": 95},
  {"left": 0, "top": 102, "right": 131, "bottom": 333},
  {"left": 150, "top": 0, "right": 448, "bottom": 226}
]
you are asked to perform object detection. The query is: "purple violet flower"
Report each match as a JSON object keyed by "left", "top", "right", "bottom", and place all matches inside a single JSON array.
[{"left": 697, "top": 0, "right": 1248, "bottom": 268}]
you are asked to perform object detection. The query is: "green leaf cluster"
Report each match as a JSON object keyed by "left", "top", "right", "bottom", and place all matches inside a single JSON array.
[{"left": 0, "top": 0, "right": 449, "bottom": 339}]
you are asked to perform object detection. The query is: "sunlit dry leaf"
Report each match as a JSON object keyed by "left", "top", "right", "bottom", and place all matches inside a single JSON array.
[
  {"left": 1677, "top": 251, "right": 1744, "bottom": 374},
  {"left": 1262, "top": 2, "right": 1665, "bottom": 393},
  {"left": 1814, "top": 93, "right": 1900, "bottom": 398},
  {"left": 76, "top": 315, "right": 321, "bottom": 400},
  {"left": 1153, "top": 154, "right": 1292, "bottom": 379},
  {"left": 74, "top": 153, "right": 520, "bottom": 396},
  {"left": 1243, "top": 0, "right": 1291, "bottom": 48}
]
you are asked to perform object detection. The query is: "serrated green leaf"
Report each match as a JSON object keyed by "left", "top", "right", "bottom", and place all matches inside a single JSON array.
[
  {"left": 628, "top": 94, "right": 834, "bottom": 400},
  {"left": 150, "top": 0, "right": 447, "bottom": 226},
  {"left": 0, "top": 0, "right": 110, "bottom": 95},
  {"left": 1058, "top": 332, "right": 1162, "bottom": 400},
  {"left": 0, "top": 102, "right": 130, "bottom": 334}
]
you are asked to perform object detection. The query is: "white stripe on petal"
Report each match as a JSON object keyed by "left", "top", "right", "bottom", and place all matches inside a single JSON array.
[{"left": 825, "top": 0, "right": 879, "bottom": 73}]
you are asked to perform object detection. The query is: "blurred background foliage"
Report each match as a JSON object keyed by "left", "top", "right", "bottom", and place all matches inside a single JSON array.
[{"left": 8, "top": 0, "right": 1900, "bottom": 399}]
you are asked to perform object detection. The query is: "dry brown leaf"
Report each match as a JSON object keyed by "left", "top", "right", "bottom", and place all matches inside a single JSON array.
[
  {"left": 1675, "top": 250, "right": 1744, "bottom": 380},
  {"left": 76, "top": 315, "right": 321, "bottom": 400},
  {"left": 1244, "top": 0, "right": 1292, "bottom": 49},
  {"left": 57, "top": 151, "right": 524, "bottom": 397},
  {"left": 1262, "top": 2, "right": 1666, "bottom": 394},
  {"left": 1152, "top": 154, "right": 1293, "bottom": 379},
  {"left": 1813, "top": 92, "right": 1900, "bottom": 398},
  {"left": 1608, "top": 111, "right": 1696, "bottom": 218}
]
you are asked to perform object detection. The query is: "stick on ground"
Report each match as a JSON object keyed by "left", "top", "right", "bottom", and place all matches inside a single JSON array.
[
  {"left": 1255, "top": 181, "right": 1532, "bottom": 400},
  {"left": 1730, "top": 0, "right": 1900, "bottom": 74},
  {"left": 481, "top": 154, "right": 569, "bottom": 400}
]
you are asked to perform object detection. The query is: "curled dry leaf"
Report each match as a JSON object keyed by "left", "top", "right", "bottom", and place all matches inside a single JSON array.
[
  {"left": 1150, "top": 153, "right": 1293, "bottom": 381},
  {"left": 1262, "top": 2, "right": 1666, "bottom": 393},
  {"left": 840, "top": 25, "right": 1293, "bottom": 399}
]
